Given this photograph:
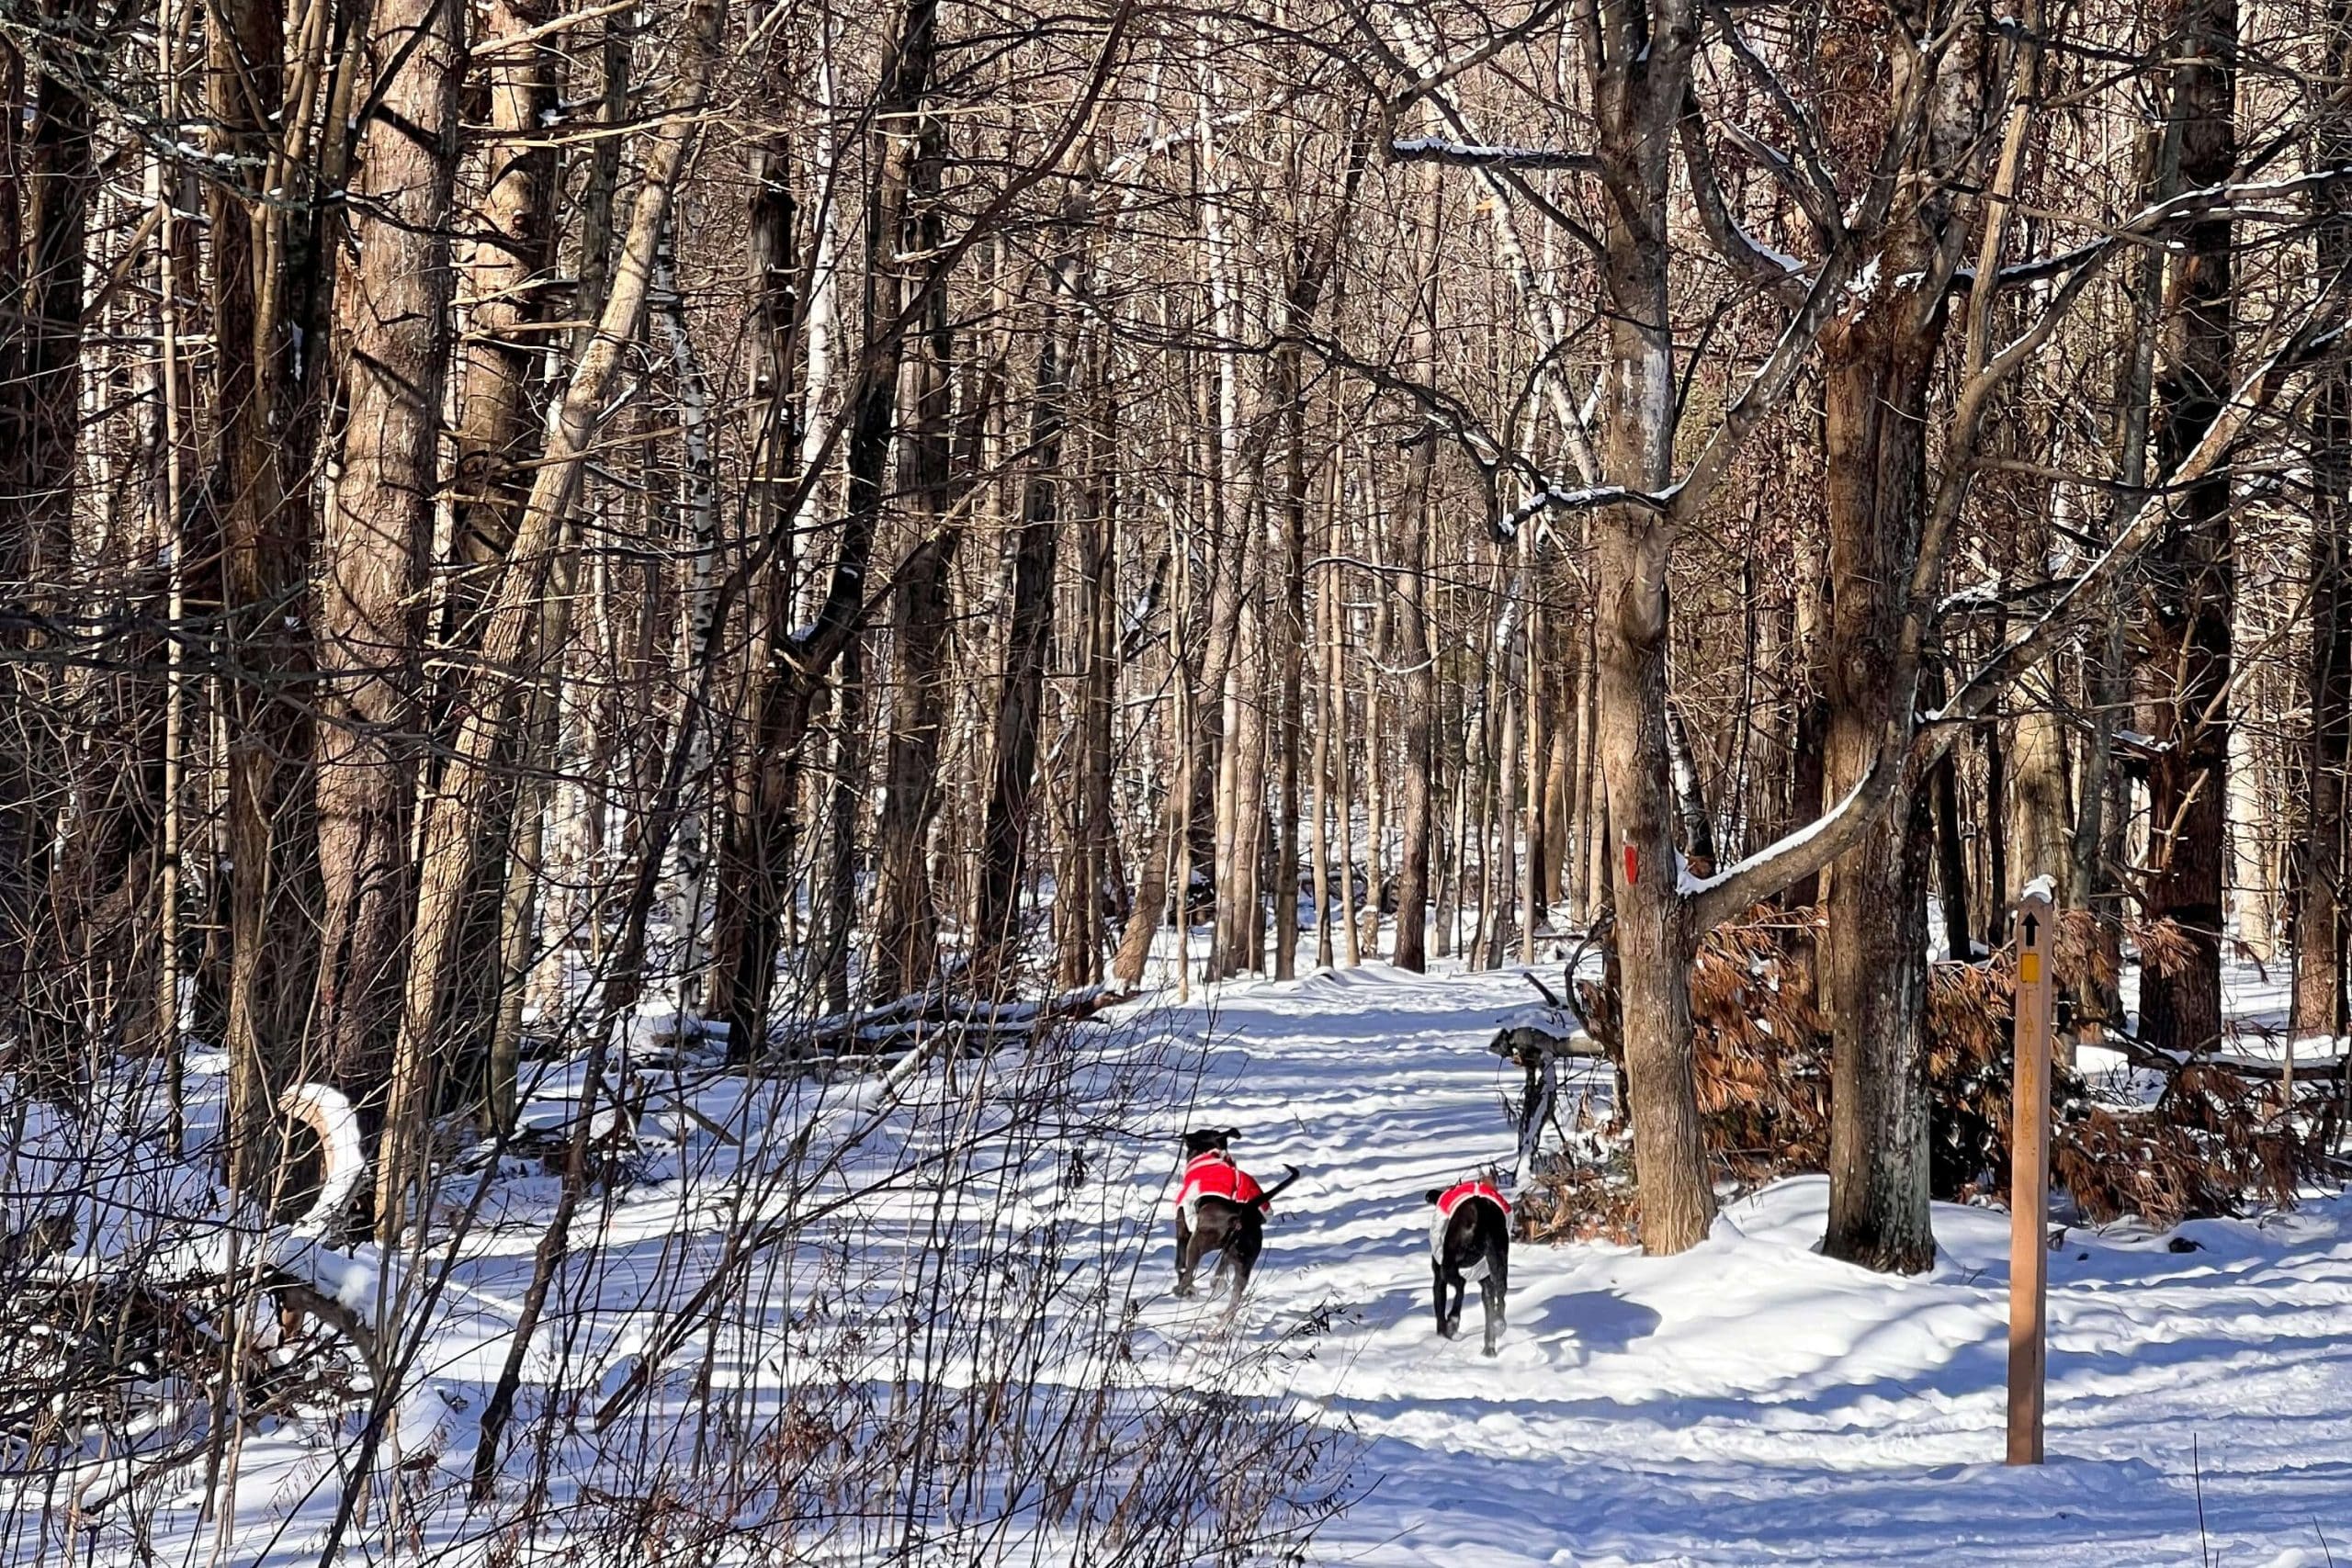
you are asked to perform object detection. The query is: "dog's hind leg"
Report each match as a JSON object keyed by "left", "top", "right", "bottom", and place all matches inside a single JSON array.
[
  {"left": 1478, "top": 1272, "right": 1504, "bottom": 1357},
  {"left": 1430, "top": 1262, "right": 1451, "bottom": 1337},
  {"left": 1220, "top": 1227, "right": 1262, "bottom": 1316},
  {"left": 1173, "top": 1218, "right": 1201, "bottom": 1297}
]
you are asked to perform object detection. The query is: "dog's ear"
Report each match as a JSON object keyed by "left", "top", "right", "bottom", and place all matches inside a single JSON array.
[{"left": 1423, "top": 1188, "right": 1442, "bottom": 1205}]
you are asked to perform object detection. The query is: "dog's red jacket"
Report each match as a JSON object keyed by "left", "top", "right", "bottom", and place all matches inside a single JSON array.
[
  {"left": 1176, "top": 1151, "right": 1265, "bottom": 1218},
  {"left": 1434, "top": 1179, "right": 1510, "bottom": 1219},
  {"left": 1430, "top": 1180, "right": 1509, "bottom": 1262}
]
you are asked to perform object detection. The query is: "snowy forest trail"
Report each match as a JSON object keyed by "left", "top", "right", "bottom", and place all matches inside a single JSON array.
[{"left": 1120, "top": 963, "right": 2352, "bottom": 1567}]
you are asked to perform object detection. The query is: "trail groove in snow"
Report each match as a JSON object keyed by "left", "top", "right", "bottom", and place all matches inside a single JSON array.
[{"left": 1118, "top": 962, "right": 2352, "bottom": 1566}]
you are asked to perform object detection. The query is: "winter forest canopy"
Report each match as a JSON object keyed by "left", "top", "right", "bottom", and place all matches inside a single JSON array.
[{"left": 3, "top": 0, "right": 2351, "bottom": 1555}]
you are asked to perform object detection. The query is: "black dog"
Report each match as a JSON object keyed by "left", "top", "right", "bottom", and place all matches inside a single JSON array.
[
  {"left": 1173, "top": 1129, "right": 1300, "bottom": 1310},
  {"left": 1425, "top": 1179, "right": 1510, "bottom": 1355}
]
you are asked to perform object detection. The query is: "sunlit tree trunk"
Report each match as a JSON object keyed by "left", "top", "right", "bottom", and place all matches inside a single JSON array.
[{"left": 311, "top": 0, "right": 460, "bottom": 1105}]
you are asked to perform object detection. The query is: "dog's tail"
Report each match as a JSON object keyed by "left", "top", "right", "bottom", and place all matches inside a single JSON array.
[{"left": 1252, "top": 1165, "right": 1303, "bottom": 1212}]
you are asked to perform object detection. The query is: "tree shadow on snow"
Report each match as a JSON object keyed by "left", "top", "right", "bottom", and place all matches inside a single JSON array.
[{"left": 1529, "top": 1289, "right": 1663, "bottom": 1355}]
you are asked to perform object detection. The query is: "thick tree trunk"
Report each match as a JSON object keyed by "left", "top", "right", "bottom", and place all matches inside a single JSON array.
[
  {"left": 975, "top": 286, "right": 1071, "bottom": 970},
  {"left": 2, "top": 23, "right": 95, "bottom": 1075},
  {"left": 2293, "top": 0, "right": 2352, "bottom": 1046},
  {"left": 2139, "top": 0, "right": 2236, "bottom": 1056},
  {"left": 467, "top": 0, "right": 565, "bottom": 1121},
  {"left": 1807, "top": 0, "right": 1991, "bottom": 1274},
  {"left": 714, "top": 0, "right": 937, "bottom": 1043},
  {"left": 1591, "top": 83, "right": 1714, "bottom": 1247},
  {"left": 1817, "top": 306, "right": 1940, "bottom": 1274},
  {"left": 452, "top": 0, "right": 559, "bottom": 570},
  {"left": 311, "top": 0, "right": 460, "bottom": 1105},
  {"left": 208, "top": 0, "right": 322, "bottom": 1190},
  {"left": 378, "top": 0, "right": 727, "bottom": 1240}
]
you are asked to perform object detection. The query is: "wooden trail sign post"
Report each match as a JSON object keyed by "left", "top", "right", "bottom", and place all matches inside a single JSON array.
[{"left": 2007, "top": 878, "right": 2056, "bottom": 1465}]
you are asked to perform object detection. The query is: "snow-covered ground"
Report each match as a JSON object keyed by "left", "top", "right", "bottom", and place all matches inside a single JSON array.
[
  {"left": 9, "top": 955, "right": 2350, "bottom": 1565},
  {"left": 1127, "top": 962, "right": 2352, "bottom": 1568}
]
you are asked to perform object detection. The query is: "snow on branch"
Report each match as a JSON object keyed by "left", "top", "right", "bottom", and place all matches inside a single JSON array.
[
  {"left": 1682, "top": 291, "right": 2344, "bottom": 935},
  {"left": 1504, "top": 484, "right": 1669, "bottom": 533},
  {"left": 1389, "top": 137, "right": 1600, "bottom": 173}
]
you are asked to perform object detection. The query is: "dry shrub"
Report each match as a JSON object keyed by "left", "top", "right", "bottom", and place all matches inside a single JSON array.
[
  {"left": 2054, "top": 1066, "right": 2305, "bottom": 1227},
  {"left": 1519, "top": 908, "right": 2317, "bottom": 1245},
  {"left": 1515, "top": 1107, "right": 1643, "bottom": 1247}
]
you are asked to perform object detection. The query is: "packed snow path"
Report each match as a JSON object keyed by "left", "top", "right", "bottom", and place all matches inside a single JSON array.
[{"left": 1121, "top": 963, "right": 2352, "bottom": 1567}]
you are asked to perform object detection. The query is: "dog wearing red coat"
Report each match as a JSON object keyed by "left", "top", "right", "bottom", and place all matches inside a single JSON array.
[
  {"left": 1172, "top": 1129, "right": 1299, "bottom": 1310},
  {"left": 1426, "top": 1176, "right": 1510, "bottom": 1355}
]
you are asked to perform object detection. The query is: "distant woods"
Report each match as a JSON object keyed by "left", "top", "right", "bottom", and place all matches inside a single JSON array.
[{"left": 0, "top": 0, "right": 2347, "bottom": 1259}]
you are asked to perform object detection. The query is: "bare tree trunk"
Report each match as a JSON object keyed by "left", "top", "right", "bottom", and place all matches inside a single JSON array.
[
  {"left": 1362, "top": 591, "right": 1388, "bottom": 959},
  {"left": 0, "top": 40, "right": 28, "bottom": 1057},
  {"left": 1587, "top": 0, "right": 1715, "bottom": 1254},
  {"left": 2294, "top": 0, "right": 2352, "bottom": 1047},
  {"left": 379, "top": 0, "right": 728, "bottom": 1241},
  {"left": 1113, "top": 396, "right": 1250, "bottom": 987},
  {"left": 1818, "top": 283, "right": 1940, "bottom": 1266},
  {"left": 1809, "top": 0, "right": 1989, "bottom": 1276},
  {"left": 2, "top": 18, "right": 95, "bottom": 1077},
  {"left": 815, "top": 646, "right": 865, "bottom": 1012},
  {"left": 1546, "top": 617, "right": 1577, "bottom": 911},
  {"left": 1487, "top": 590, "right": 1522, "bottom": 968},
  {"left": 1062, "top": 366, "right": 1116, "bottom": 987},
  {"left": 1326, "top": 462, "right": 1361, "bottom": 969},
  {"left": 1391, "top": 451, "right": 1437, "bottom": 972},
  {"left": 2004, "top": 686, "right": 2079, "bottom": 907},
  {"left": 2075, "top": 125, "right": 2168, "bottom": 1049},
  {"left": 870, "top": 531, "right": 956, "bottom": 998},
  {"left": 1310, "top": 484, "right": 1337, "bottom": 970},
  {"left": 2140, "top": 0, "right": 2236, "bottom": 1056},
  {"left": 714, "top": 0, "right": 943, "bottom": 1042},
  {"left": 311, "top": 0, "right": 459, "bottom": 1108},
  {"left": 208, "top": 0, "right": 322, "bottom": 1190},
  {"left": 657, "top": 242, "right": 721, "bottom": 1010},
  {"left": 975, "top": 271, "right": 1074, "bottom": 971},
  {"left": 2008, "top": 536, "right": 2074, "bottom": 908}
]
